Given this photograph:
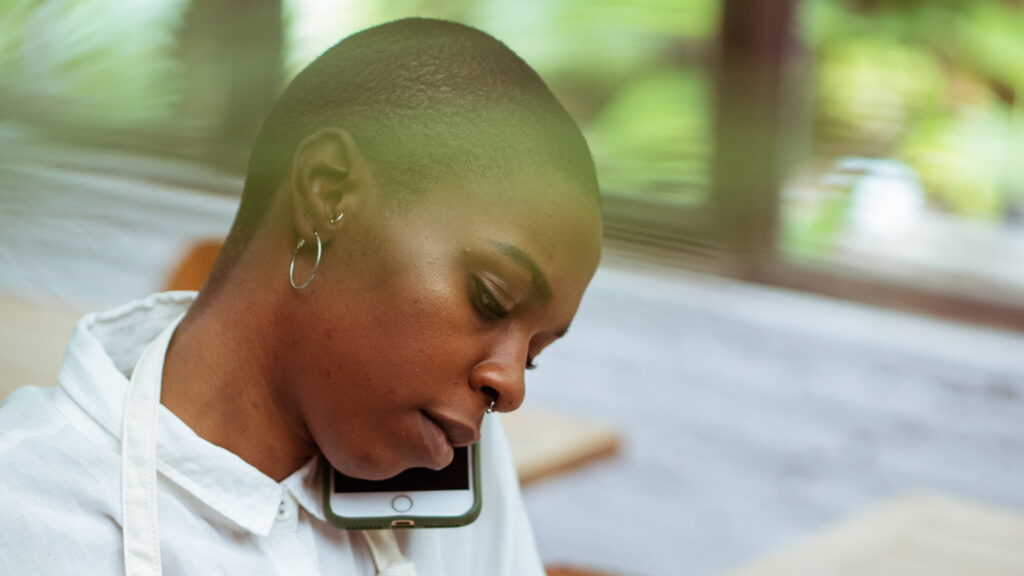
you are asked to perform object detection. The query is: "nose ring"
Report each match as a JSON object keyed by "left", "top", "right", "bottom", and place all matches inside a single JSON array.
[{"left": 486, "top": 400, "right": 496, "bottom": 414}]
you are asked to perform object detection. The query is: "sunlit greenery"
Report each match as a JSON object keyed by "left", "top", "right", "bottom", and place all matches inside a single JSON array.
[
  {"left": 1, "top": 0, "right": 716, "bottom": 205},
  {"left": 588, "top": 69, "right": 710, "bottom": 204},
  {"left": 5, "top": 0, "right": 1022, "bottom": 229},
  {"left": 797, "top": 0, "right": 1024, "bottom": 224},
  {"left": 0, "top": 0, "right": 187, "bottom": 126}
]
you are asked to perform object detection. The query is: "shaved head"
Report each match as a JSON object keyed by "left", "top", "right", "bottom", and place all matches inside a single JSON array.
[{"left": 227, "top": 18, "right": 599, "bottom": 258}]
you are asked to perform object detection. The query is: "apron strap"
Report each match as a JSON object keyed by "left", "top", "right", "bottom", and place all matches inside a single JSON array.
[
  {"left": 361, "top": 530, "right": 418, "bottom": 576},
  {"left": 120, "top": 320, "right": 177, "bottom": 576}
]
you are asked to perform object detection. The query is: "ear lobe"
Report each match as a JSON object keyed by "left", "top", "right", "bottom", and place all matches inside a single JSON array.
[{"left": 290, "top": 128, "right": 364, "bottom": 244}]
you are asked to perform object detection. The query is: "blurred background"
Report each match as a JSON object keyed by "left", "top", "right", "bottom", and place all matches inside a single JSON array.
[{"left": 1, "top": 1, "right": 1023, "bottom": 575}]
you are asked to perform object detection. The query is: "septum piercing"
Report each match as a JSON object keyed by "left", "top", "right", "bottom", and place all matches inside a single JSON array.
[{"left": 486, "top": 400, "right": 496, "bottom": 414}]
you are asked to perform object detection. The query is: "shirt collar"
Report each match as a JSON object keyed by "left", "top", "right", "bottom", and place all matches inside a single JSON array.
[
  {"left": 283, "top": 456, "right": 328, "bottom": 523},
  {"left": 59, "top": 292, "right": 327, "bottom": 536}
]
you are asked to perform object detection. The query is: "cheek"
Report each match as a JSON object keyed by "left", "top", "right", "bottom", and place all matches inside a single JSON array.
[
  {"left": 377, "top": 269, "right": 474, "bottom": 346},
  {"left": 305, "top": 269, "right": 477, "bottom": 404}
]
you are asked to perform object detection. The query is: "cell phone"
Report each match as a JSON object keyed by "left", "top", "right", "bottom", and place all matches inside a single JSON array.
[{"left": 322, "top": 443, "right": 482, "bottom": 529}]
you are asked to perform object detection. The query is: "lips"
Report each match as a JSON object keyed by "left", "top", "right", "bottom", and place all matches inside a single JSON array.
[{"left": 422, "top": 410, "right": 480, "bottom": 447}]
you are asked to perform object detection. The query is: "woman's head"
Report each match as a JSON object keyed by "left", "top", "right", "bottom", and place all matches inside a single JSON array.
[
  {"left": 204, "top": 18, "right": 603, "bottom": 480},
  {"left": 224, "top": 17, "right": 599, "bottom": 259}
]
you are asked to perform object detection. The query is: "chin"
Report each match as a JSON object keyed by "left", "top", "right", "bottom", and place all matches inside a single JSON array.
[
  {"left": 325, "top": 449, "right": 417, "bottom": 481},
  {"left": 334, "top": 459, "right": 402, "bottom": 481},
  {"left": 349, "top": 467, "right": 402, "bottom": 481},
  {"left": 424, "top": 450, "right": 454, "bottom": 471}
]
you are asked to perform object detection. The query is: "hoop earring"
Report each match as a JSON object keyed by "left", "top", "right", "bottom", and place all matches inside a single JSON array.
[
  {"left": 289, "top": 231, "right": 321, "bottom": 290},
  {"left": 329, "top": 211, "right": 344, "bottom": 226}
]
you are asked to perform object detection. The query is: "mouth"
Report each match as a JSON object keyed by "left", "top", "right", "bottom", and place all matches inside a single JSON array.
[
  {"left": 417, "top": 411, "right": 453, "bottom": 468},
  {"left": 422, "top": 410, "right": 480, "bottom": 448}
]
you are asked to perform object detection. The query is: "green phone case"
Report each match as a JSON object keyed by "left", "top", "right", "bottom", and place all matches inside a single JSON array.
[{"left": 321, "top": 443, "right": 482, "bottom": 530}]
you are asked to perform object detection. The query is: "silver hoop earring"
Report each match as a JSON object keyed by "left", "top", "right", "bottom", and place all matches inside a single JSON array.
[
  {"left": 289, "top": 231, "right": 321, "bottom": 290},
  {"left": 486, "top": 400, "right": 496, "bottom": 414},
  {"left": 329, "top": 211, "right": 344, "bottom": 226}
]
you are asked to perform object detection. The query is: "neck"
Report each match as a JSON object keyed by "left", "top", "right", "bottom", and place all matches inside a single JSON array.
[{"left": 161, "top": 281, "right": 315, "bottom": 482}]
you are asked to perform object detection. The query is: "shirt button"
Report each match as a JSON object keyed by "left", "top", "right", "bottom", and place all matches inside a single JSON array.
[{"left": 276, "top": 498, "right": 292, "bottom": 522}]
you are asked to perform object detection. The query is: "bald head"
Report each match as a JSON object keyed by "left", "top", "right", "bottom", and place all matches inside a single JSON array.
[{"left": 228, "top": 18, "right": 598, "bottom": 252}]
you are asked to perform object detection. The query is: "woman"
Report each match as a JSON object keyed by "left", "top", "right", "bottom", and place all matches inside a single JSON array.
[{"left": 0, "top": 18, "right": 602, "bottom": 575}]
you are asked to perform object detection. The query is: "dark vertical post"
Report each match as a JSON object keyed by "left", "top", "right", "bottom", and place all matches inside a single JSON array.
[
  {"left": 218, "top": 0, "right": 283, "bottom": 148},
  {"left": 710, "top": 0, "right": 799, "bottom": 275},
  {"left": 179, "top": 0, "right": 283, "bottom": 170}
]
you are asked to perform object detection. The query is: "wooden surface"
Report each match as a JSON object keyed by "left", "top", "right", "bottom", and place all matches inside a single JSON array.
[
  {"left": 0, "top": 295, "right": 83, "bottom": 402},
  {"left": 723, "top": 492, "right": 1024, "bottom": 576},
  {"left": 501, "top": 407, "right": 621, "bottom": 485}
]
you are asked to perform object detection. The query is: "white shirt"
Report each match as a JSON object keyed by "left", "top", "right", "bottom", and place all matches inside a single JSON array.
[{"left": 0, "top": 292, "right": 545, "bottom": 575}]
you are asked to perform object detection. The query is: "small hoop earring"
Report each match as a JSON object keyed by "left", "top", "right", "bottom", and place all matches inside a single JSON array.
[
  {"left": 289, "top": 231, "right": 321, "bottom": 290},
  {"left": 486, "top": 400, "right": 496, "bottom": 414},
  {"left": 329, "top": 211, "right": 344, "bottom": 226}
]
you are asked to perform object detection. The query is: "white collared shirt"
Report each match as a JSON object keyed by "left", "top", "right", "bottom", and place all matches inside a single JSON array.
[{"left": 0, "top": 292, "right": 545, "bottom": 575}]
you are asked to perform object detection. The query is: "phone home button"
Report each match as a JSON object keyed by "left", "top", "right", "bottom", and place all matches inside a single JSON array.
[{"left": 391, "top": 495, "right": 413, "bottom": 513}]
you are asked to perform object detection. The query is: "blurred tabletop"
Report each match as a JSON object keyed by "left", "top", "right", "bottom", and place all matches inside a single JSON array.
[
  {"left": 723, "top": 491, "right": 1024, "bottom": 576},
  {"left": 0, "top": 295, "right": 82, "bottom": 402}
]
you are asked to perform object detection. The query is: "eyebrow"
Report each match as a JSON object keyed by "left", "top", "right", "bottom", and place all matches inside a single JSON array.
[{"left": 488, "top": 240, "right": 551, "bottom": 301}]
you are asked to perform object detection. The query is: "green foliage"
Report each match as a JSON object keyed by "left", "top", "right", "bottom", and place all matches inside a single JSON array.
[
  {"left": 816, "top": 37, "right": 946, "bottom": 145},
  {"left": 0, "top": 0, "right": 187, "bottom": 127},
  {"left": 899, "top": 105, "right": 1016, "bottom": 218},
  {"left": 588, "top": 69, "right": 709, "bottom": 203},
  {"left": 800, "top": 0, "right": 1024, "bottom": 226},
  {"left": 3, "top": 0, "right": 717, "bottom": 205},
  {"left": 783, "top": 189, "right": 851, "bottom": 258},
  {"left": 469, "top": 0, "right": 716, "bottom": 85},
  {"left": 555, "top": 0, "right": 718, "bottom": 41}
]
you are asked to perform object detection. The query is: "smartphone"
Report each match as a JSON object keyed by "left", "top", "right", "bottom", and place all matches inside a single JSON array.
[{"left": 322, "top": 443, "right": 482, "bottom": 529}]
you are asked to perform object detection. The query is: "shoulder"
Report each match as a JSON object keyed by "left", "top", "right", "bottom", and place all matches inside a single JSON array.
[
  {"left": 0, "top": 383, "right": 118, "bottom": 473},
  {"left": 0, "top": 386, "right": 123, "bottom": 574}
]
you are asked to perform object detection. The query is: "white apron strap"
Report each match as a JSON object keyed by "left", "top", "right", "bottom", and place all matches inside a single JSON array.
[
  {"left": 120, "top": 318, "right": 180, "bottom": 576},
  {"left": 361, "top": 530, "right": 418, "bottom": 576}
]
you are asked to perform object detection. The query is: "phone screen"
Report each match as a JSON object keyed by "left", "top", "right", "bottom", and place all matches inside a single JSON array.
[{"left": 332, "top": 446, "right": 470, "bottom": 493}]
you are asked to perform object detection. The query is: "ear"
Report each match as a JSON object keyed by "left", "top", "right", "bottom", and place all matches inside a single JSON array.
[{"left": 289, "top": 128, "right": 372, "bottom": 244}]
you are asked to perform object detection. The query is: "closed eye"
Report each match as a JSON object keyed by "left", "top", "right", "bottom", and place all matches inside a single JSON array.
[{"left": 471, "top": 277, "right": 511, "bottom": 321}]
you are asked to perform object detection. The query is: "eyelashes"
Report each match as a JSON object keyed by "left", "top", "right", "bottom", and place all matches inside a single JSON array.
[{"left": 471, "top": 276, "right": 511, "bottom": 321}]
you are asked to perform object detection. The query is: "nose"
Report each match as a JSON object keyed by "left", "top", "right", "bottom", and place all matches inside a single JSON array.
[{"left": 469, "top": 352, "right": 527, "bottom": 414}]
